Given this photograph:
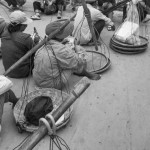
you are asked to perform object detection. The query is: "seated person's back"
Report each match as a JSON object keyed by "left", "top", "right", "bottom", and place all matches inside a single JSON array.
[{"left": 0, "top": 11, "right": 36, "bottom": 78}]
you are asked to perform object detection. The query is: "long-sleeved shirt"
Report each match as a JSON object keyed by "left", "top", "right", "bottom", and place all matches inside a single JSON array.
[
  {"left": 72, "top": 4, "right": 113, "bottom": 44},
  {"left": 33, "top": 40, "right": 85, "bottom": 89}
]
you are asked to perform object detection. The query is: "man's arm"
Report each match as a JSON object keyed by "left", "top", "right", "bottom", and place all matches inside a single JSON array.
[
  {"left": 55, "top": 44, "right": 86, "bottom": 72},
  {"left": 95, "top": 9, "right": 114, "bottom": 25}
]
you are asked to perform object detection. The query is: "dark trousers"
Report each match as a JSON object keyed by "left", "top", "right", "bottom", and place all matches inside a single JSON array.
[
  {"left": 33, "top": 0, "right": 64, "bottom": 13},
  {"left": 94, "top": 20, "right": 105, "bottom": 40},
  {"left": 0, "top": 90, "right": 18, "bottom": 123},
  {"left": 4, "top": 0, "right": 17, "bottom": 7},
  {"left": 33, "top": 1, "right": 44, "bottom": 12}
]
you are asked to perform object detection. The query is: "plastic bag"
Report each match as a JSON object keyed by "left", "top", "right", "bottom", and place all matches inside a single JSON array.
[{"left": 114, "top": 1, "right": 141, "bottom": 45}]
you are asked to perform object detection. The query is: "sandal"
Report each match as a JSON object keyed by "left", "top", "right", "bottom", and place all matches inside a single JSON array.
[{"left": 31, "top": 15, "right": 41, "bottom": 20}]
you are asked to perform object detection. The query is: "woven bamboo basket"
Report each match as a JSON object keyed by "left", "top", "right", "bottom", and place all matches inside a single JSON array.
[{"left": 13, "top": 88, "right": 73, "bottom": 133}]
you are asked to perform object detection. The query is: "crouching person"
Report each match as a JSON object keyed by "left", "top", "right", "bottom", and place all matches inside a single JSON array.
[
  {"left": 33, "top": 21, "right": 100, "bottom": 90},
  {"left": 72, "top": 0, "right": 115, "bottom": 45},
  {"left": 0, "top": 11, "right": 39, "bottom": 78}
]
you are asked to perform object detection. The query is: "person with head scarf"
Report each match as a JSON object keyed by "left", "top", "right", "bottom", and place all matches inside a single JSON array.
[
  {"left": 0, "top": 10, "right": 39, "bottom": 78},
  {"left": 33, "top": 20, "right": 100, "bottom": 90},
  {"left": 30, "top": 0, "right": 64, "bottom": 20},
  {"left": 72, "top": 0, "right": 115, "bottom": 45}
]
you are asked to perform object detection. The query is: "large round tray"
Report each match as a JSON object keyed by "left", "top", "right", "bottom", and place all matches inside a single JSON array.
[
  {"left": 110, "top": 39, "right": 148, "bottom": 51},
  {"left": 110, "top": 44, "right": 146, "bottom": 54},
  {"left": 13, "top": 88, "right": 73, "bottom": 133},
  {"left": 85, "top": 50, "right": 111, "bottom": 74}
]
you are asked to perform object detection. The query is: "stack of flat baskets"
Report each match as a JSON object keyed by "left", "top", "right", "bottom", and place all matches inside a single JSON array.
[{"left": 110, "top": 35, "right": 149, "bottom": 54}]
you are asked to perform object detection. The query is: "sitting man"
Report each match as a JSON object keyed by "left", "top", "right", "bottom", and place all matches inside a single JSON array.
[
  {"left": 97, "top": 0, "right": 116, "bottom": 20},
  {"left": 0, "top": 11, "right": 39, "bottom": 78},
  {"left": 33, "top": 21, "right": 100, "bottom": 90},
  {"left": 31, "top": 0, "right": 64, "bottom": 20},
  {"left": 72, "top": 0, "right": 115, "bottom": 45}
]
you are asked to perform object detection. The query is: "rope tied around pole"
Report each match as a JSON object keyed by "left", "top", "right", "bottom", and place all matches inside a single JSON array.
[
  {"left": 39, "top": 114, "right": 71, "bottom": 150},
  {"left": 39, "top": 114, "right": 56, "bottom": 136}
]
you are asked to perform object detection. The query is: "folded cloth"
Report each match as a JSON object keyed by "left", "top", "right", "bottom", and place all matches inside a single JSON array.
[{"left": 0, "top": 75, "right": 13, "bottom": 95}]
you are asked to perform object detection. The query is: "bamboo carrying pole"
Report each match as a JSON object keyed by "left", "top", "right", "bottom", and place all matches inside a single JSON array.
[
  {"left": 81, "top": 0, "right": 98, "bottom": 51},
  {"left": 3, "top": 14, "right": 76, "bottom": 76},
  {"left": 18, "top": 77, "right": 90, "bottom": 150}
]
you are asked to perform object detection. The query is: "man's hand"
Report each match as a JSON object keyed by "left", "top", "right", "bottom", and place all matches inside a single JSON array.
[{"left": 107, "top": 25, "right": 115, "bottom": 31}]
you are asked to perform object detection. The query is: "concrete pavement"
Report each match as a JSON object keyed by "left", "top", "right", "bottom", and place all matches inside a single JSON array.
[{"left": 0, "top": 1, "right": 150, "bottom": 150}]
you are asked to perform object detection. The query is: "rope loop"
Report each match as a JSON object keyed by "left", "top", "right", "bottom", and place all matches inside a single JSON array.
[
  {"left": 45, "top": 114, "right": 56, "bottom": 135},
  {"left": 39, "top": 118, "right": 54, "bottom": 136}
]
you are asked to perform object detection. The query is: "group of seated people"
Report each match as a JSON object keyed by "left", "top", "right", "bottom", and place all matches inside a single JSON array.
[
  {"left": 2, "top": 0, "right": 150, "bottom": 20},
  {"left": 0, "top": 0, "right": 150, "bottom": 133}
]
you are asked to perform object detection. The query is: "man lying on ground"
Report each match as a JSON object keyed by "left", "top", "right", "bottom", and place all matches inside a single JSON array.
[
  {"left": 72, "top": 0, "right": 115, "bottom": 45},
  {"left": 0, "top": 10, "right": 39, "bottom": 78},
  {"left": 33, "top": 21, "right": 100, "bottom": 90},
  {"left": 31, "top": 0, "right": 64, "bottom": 20}
]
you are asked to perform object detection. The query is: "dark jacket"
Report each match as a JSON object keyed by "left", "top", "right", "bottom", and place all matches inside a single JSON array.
[{"left": 0, "top": 17, "right": 34, "bottom": 78}]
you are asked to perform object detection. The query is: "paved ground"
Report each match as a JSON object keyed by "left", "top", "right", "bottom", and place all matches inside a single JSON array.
[{"left": 0, "top": 0, "right": 150, "bottom": 150}]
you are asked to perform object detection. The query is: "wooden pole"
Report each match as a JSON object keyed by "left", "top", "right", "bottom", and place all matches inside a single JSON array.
[
  {"left": 3, "top": 14, "right": 76, "bottom": 76},
  {"left": 81, "top": 0, "right": 98, "bottom": 51},
  {"left": 18, "top": 77, "right": 90, "bottom": 150}
]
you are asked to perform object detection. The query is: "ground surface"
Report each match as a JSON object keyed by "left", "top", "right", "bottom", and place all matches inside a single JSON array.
[{"left": 0, "top": 0, "right": 150, "bottom": 150}]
